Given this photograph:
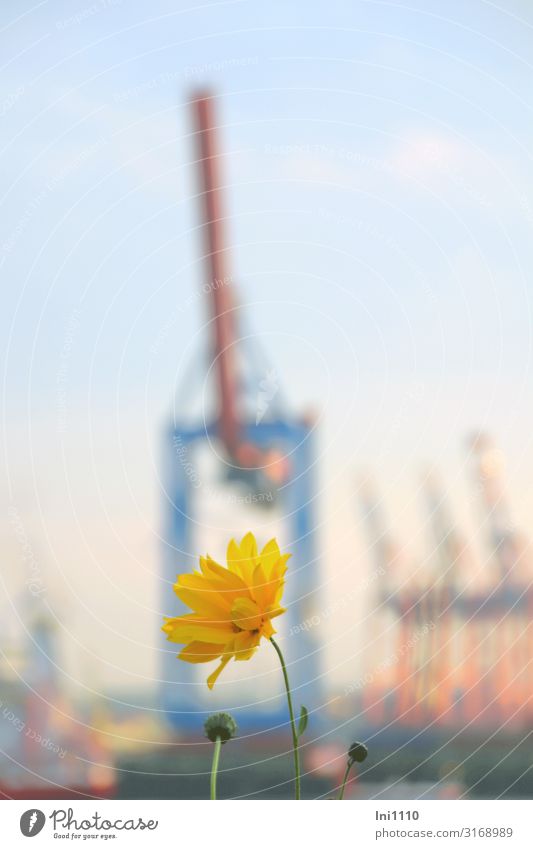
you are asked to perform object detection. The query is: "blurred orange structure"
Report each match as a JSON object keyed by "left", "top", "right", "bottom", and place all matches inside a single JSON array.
[{"left": 356, "top": 434, "right": 533, "bottom": 732}]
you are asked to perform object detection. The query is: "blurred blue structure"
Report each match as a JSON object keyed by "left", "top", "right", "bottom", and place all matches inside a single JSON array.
[{"left": 161, "top": 418, "right": 321, "bottom": 728}]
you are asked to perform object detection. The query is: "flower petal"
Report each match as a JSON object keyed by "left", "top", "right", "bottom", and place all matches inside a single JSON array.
[
  {"left": 250, "top": 563, "right": 270, "bottom": 608},
  {"left": 163, "top": 614, "right": 232, "bottom": 645},
  {"left": 173, "top": 581, "right": 232, "bottom": 619},
  {"left": 226, "top": 538, "right": 255, "bottom": 584},
  {"left": 270, "top": 554, "right": 291, "bottom": 589},
  {"left": 207, "top": 653, "right": 232, "bottom": 689},
  {"left": 261, "top": 618, "right": 276, "bottom": 639},
  {"left": 227, "top": 538, "right": 243, "bottom": 573},
  {"left": 177, "top": 572, "right": 232, "bottom": 608},
  {"left": 239, "top": 531, "right": 258, "bottom": 560},
  {"left": 265, "top": 603, "right": 286, "bottom": 620},
  {"left": 233, "top": 630, "right": 261, "bottom": 661},
  {"left": 260, "top": 538, "right": 281, "bottom": 575},
  {"left": 178, "top": 642, "right": 223, "bottom": 664},
  {"left": 200, "top": 555, "right": 251, "bottom": 593}
]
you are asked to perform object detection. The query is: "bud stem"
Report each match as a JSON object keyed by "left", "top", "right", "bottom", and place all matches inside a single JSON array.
[
  {"left": 210, "top": 735, "right": 222, "bottom": 800},
  {"left": 338, "top": 761, "right": 353, "bottom": 800},
  {"left": 270, "top": 636, "right": 301, "bottom": 800}
]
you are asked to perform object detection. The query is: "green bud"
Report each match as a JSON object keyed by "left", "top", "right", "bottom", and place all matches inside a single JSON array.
[
  {"left": 348, "top": 741, "right": 368, "bottom": 764},
  {"left": 204, "top": 712, "right": 238, "bottom": 744}
]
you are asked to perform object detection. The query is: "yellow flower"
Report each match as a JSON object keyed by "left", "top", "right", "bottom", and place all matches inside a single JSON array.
[{"left": 162, "top": 532, "right": 290, "bottom": 689}]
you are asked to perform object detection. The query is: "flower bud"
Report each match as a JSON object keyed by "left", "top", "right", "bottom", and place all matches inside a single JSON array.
[
  {"left": 204, "top": 712, "right": 238, "bottom": 744},
  {"left": 348, "top": 741, "right": 368, "bottom": 764}
]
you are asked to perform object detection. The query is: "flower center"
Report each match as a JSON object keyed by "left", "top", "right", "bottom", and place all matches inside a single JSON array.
[{"left": 231, "top": 597, "right": 263, "bottom": 632}]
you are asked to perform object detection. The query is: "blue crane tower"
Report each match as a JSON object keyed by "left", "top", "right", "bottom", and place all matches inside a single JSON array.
[{"left": 160, "top": 92, "right": 322, "bottom": 729}]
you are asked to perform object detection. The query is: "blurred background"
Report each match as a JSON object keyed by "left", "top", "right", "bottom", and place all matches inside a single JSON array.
[{"left": 1, "top": 0, "right": 532, "bottom": 799}]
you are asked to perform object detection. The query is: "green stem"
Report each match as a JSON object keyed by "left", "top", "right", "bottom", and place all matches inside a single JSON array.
[
  {"left": 270, "top": 636, "right": 301, "bottom": 800},
  {"left": 210, "top": 735, "right": 222, "bottom": 800},
  {"left": 338, "top": 761, "right": 353, "bottom": 800}
]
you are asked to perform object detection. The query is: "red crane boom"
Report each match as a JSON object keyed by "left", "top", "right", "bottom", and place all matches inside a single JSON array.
[
  {"left": 191, "top": 91, "right": 290, "bottom": 487},
  {"left": 192, "top": 91, "right": 240, "bottom": 456}
]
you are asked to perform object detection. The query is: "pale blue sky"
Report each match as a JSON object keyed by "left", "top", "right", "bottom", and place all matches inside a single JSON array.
[{"left": 1, "top": 0, "right": 533, "bottom": 694}]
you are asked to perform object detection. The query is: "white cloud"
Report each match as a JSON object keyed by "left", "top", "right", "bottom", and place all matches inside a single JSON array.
[{"left": 387, "top": 131, "right": 466, "bottom": 178}]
